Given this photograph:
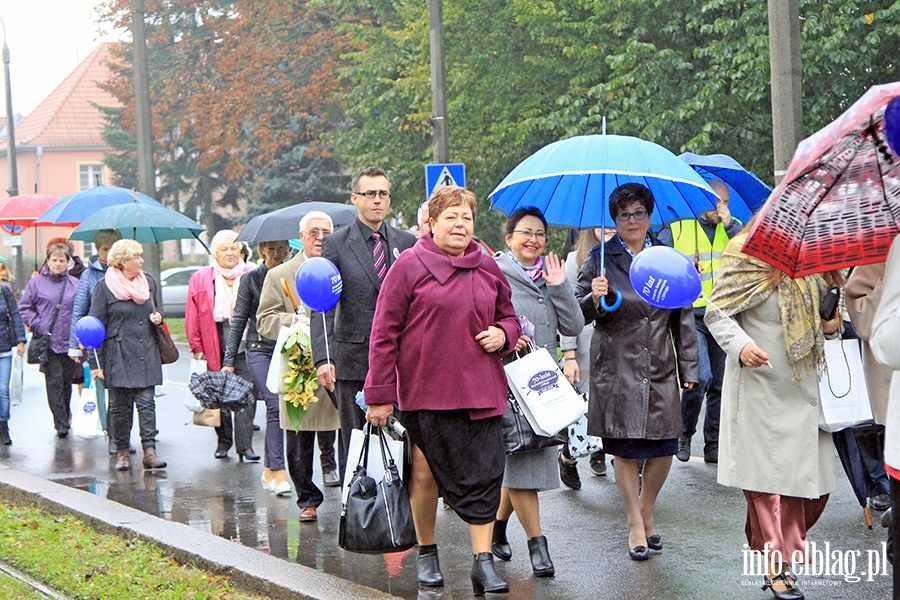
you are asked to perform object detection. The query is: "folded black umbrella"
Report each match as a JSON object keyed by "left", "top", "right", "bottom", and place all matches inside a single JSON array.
[{"left": 189, "top": 371, "right": 255, "bottom": 410}]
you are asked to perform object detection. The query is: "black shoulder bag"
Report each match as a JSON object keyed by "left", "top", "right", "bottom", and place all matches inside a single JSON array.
[{"left": 27, "top": 278, "right": 68, "bottom": 365}]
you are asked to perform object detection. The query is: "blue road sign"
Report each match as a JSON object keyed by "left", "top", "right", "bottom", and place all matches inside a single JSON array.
[
  {"left": 1, "top": 224, "right": 23, "bottom": 235},
  {"left": 425, "top": 163, "right": 466, "bottom": 199}
]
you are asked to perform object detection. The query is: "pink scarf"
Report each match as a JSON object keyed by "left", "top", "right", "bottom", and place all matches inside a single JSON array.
[
  {"left": 105, "top": 267, "right": 150, "bottom": 304},
  {"left": 212, "top": 260, "right": 246, "bottom": 322}
]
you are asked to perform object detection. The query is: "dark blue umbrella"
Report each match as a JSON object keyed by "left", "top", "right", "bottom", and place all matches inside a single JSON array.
[
  {"left": 490, "top": 132, "right": 718, "bottom": 311},
  {"left": 236, "top": 201, "right": 358, "bottom": 244},
  {"left": 678, "top": 153, "right": 772, "bottom": 223},
  {"left": 34, "top": 186, "right": 165, "bottom": 227},
  {"left": 833, "top": 428, "right": 874, "bottom": 528}
]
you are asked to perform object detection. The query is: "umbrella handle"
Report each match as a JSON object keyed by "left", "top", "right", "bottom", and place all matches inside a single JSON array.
[
  {"left": 280, "top": 278, "right": 300, "bottom": 313},
  {"left": 600, "top": 290, "right": 622, "bottom": 312}
]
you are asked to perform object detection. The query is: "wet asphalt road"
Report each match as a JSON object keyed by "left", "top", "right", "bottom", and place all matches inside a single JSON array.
[{"left": 0, "top": 354, "right": 893, "bottom": 599}]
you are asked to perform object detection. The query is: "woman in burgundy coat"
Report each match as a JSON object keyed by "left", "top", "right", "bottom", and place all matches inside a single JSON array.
[{"left": 364, "top": 186, "right": 521, "bottom": 596}]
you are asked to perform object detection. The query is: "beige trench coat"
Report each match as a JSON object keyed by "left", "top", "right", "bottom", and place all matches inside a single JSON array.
[
  {"left": 870, "top": 236, "right": 900, "bottom": 471},
  {"left": 845, "top": 263, "right": 891, "bottom": 424},
  {"left": 257, "top": 253, "right": 340, "bottom": 432},
  {"left": 706, "top": 293, "right": 836, "bottom": 499}
]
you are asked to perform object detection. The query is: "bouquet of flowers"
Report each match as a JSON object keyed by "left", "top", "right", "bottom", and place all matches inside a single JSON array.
[{"left": 280, "top": 325, "right": 319, "bottom": 430}]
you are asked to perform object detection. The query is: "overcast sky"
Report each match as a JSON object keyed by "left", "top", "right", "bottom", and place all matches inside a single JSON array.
[{"left": 1, "top": 1, "right": 120, "bottom": 117}]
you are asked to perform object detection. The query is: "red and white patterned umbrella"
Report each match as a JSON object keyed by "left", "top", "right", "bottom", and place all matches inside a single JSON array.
[{"left": 744, "top": 82, "right": 900, "bottom": 278}]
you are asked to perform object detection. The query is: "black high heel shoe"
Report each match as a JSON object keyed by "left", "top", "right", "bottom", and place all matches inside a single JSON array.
[
  {"left": 416, "top": 544, "right": 444, "bottom": 587},
  {"left": 214, "top": 444, "right": 230, "bottom": 459},
  {"left": 762, "top": 572, "right": 804, "bottom": 600},
  {"left": 238, "top": 449, "right": 260, "bottom": 462},
  {"left": 527, "top": 535, "right": 555, "bottom": 577},
  {"left": 491, "top": 519, "right": 512, "bottom": 561},
  {"left": 647, "top": 534, "right": 662, "bottom": 551},
  {"left": 628, "top": 545, "right": 650, "bottom": 561},
  {"left": 471, "top": 552, "right": 508, "bottom": 596}
]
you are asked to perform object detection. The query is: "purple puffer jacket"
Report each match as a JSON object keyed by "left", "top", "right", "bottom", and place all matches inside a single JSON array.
[{"left": 18, "top": 266, "right": 79, "bottom": 355}]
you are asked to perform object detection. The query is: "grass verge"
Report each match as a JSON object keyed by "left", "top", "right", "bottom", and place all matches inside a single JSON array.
[
  {"left": 0, "top": 501, "right": 261, "bottom": 599},
  {"left": 165, "top": 317, "right": 186, "bottom": 343},
  {"left": 0, "top": 570, "right": 44, "bottom": 600}
]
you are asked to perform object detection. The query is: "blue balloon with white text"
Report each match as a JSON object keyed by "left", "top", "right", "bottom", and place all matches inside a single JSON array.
[
  {"left": 296, "top": 257, "right": 343, "bottom": 312},
  {"left": 75, "top": 316, "right": 106, "bottom": 350},
  {"left": 629, "top": 246, "right": 701, "bottom": 310}
]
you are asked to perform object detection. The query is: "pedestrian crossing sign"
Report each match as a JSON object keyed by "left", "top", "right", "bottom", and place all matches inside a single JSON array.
[{"left": 425, "top": 163, "right": 466, "bottom": 199}]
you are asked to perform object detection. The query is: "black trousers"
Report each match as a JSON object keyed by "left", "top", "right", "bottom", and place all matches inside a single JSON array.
[
  {"left": 335, "top": 379, "right": 365, "bottom": 477},
  {"left": 214, "top": 351, "right": 254, "bottom": 453},
  {"left": 286, "top": 430, "right": 323, "bottom": 509},
  {"left": 109, "top": 386, "right": 158, "bottom": 450},
  {"left": 41, "top": 352, "right": 78, "bottom": 435}
]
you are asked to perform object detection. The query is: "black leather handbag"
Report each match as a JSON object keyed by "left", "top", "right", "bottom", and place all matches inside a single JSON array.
[
  {"left": 500, "top": 390, "right": 566, "bottom": 454},
  {"left": 339, "top": 424, "right": 416, "bottom": 554}
]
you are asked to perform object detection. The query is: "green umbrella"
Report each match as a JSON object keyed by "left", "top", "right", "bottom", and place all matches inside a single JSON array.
[{"left": 69, "top": 203, "right": 209, "bottom": 252}]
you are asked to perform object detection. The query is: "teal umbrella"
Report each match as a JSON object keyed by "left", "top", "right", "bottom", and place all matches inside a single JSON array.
[{"left": 69, "top": 203, "right": 209, "bottom": 252}]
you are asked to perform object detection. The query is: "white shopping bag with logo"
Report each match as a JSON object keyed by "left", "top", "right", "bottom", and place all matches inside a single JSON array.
[
  {"left": 72, "top": 386, "right": 104, "bottom": 439},
  {"left": 504, "top": 347, "right": 586, "bottom": 437},
  {"left": 184, "top": 359, "right": 207, "bottom": 413}
]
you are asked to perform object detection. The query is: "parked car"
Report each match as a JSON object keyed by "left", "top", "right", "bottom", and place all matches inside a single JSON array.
[{"left": 160, "top": 266, "right": 202, "bottom": 318}]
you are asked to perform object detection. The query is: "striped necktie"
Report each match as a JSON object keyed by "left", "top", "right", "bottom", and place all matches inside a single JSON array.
[{"left": 372, "top": 231, "right": 387, "bottom": 281}]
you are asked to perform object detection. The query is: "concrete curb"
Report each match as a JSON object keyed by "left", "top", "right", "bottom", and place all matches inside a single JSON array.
[{"left": 0, "top": 464, "right": 397, "bottom": 600}]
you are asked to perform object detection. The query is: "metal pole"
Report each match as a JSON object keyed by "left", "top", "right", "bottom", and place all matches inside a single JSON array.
[
  {"left": 429, "top": 0, "right": 449, "bottom": 164},
  {"left": 0, "top": 17, "right": 22, "bottom": 283},
  {"left": 131, "top": 0, "right": 160, "bottom": 281},
  {"left": 767, "top": 0, "right": 804, "bottom": 185}
]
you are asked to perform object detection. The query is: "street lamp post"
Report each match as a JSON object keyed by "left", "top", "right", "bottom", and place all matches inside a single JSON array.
[{"left": 0, "top": 16, "right": 23, "bottom": 283}]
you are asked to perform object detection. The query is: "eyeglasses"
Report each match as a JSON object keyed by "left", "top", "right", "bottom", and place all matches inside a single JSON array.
[
  {"left": 304, "top": 228, "right": 332, "bottom": 238},
  {"left": 513, "top": 229, "right": 547, "bottom": 240},
  {"left": 355, "top": 190, "right": 390, "bottom": 199},
  {"left": 615, "top": 209, "right": 649, "bottom": 223}
]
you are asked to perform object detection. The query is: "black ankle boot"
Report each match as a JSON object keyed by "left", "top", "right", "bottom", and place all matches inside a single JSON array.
[
  {"left": 491, "top": 519, "right": 512, "bottom": 561},
  {"left": 0, "top": 421, "right": 10, "bottom": 445},
  {"left": 416, "top": 544, "right": 444, "bottom": 587},
  {"left": 527, "top": 535, "right": 555, "bottom": 577},
  {"left": 471, "top": 552, "right": 509, "bottom": 596}
]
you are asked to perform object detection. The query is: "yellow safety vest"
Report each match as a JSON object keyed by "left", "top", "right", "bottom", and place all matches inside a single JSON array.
[{"left": 669, "top": 219, "right": 737, "bottom": 309}]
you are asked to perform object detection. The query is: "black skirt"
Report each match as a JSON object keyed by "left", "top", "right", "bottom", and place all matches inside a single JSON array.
[
  {"left": 402, "top": 409, "right": 505, "bottom": 524},
  {"left": 602, "top": 437, "right": 678, "bottom": 459}
]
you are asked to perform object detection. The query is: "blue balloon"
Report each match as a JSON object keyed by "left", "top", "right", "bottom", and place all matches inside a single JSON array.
[
  {"left": 884, "top": 97, "right": 900, "bottom": 157},
  {"left": 296, "top": 257, "right": 343, "bottom": 312},
  {"left": 629, "top": 246, "right": 702, "bottom": 310},
  {"left": 75, "top": 316, "right": 106, "bottom": 350}
]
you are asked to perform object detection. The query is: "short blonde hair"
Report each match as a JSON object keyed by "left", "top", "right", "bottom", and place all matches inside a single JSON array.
[
  {"left": 209, "top": 230, "right": 239, "bottom": 256},
  {"left": 106, "top": 240, "right": 144, "bottom": 269},
  {"left": 107, "top": 239, "right": 143, "bottom": 269}
]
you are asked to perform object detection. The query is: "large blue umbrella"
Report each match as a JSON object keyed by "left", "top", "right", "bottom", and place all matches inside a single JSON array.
[
  {"left": 490, "top": 133, "right": 718, "bottom": 310},
  {"left": 678, "top": 152, "right": 771, "bottom": 223},
  {"left": 34, "top": 186, "right": 165, "bottom": 227}
]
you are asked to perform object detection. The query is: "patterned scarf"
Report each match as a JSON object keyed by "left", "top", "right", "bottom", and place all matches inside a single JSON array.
[
  {"left": 507, "top": 252, "right": 544, "bottom": 282},
  {"left": 705, "top": 233, "right": 826, "bottom": 382},
  {"left": 105, "top": 266, "right": 150, "bottom": 304}
]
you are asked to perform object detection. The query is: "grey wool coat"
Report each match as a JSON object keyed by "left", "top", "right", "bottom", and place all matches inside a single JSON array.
[
  {"left": 88, "top": 275, "right": 163, "bottom": 389},
  {"left": 575, "top": 236, "right": 699, "bottom": 441},
  {"left": 495, "top": 251, "right": 583, "bottom": 491}
]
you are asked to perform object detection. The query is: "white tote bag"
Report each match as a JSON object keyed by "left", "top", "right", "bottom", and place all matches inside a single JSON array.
[
  {"left": 504, "top": 347, "right": 587, "bottom": 437},
  {"left": 341, "top": 427, "right": 406, "bottom": 505},
  {"left": 184, "top": 358, "right": 208, "bottom": 413},
  {"left": 266, "top": 316, "right": 310, "bottom": 395},
  {"left": 818, "top": 338, "right": 873, "bottom": 432},
  {"left": 72, "top": 386, "right": 104, "bottom": 439},
  {"left": 9, "top": 353, "right": 23, "bottom": 406}
]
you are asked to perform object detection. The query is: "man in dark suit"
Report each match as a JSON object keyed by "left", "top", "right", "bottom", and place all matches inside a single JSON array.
[{"left": 311, "top": 167, "right": 417, "bottom": 475}]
